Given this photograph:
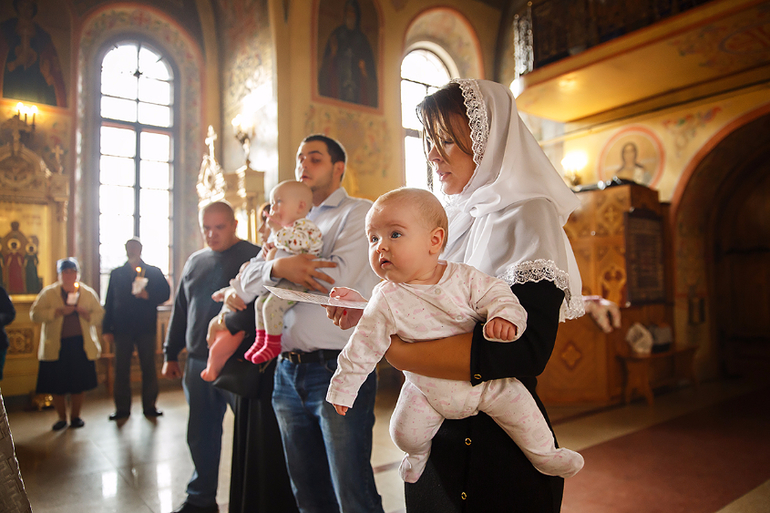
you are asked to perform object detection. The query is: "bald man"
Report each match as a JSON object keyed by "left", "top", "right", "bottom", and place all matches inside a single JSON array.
[{"left": 163, "top": 201, "right": 259, "bottom": 513}]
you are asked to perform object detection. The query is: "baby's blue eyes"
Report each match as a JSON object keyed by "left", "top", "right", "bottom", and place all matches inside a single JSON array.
[{"left": 369, "top": 232, "right": 402, "bottom": 244}]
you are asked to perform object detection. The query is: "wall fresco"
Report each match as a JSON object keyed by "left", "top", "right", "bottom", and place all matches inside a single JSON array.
[
  {"left": 216, "top": 0, "right": 277, "bottom": 177},
  {"left": 405, "top": 8, "right": 482, "bottom": 79},
  {"left": 0, "top": 0, "right": 70, "bottom": 108},
  {"left": 662, "top": 107, "right": 722, "bottom": 158},
  {"left": 304, "top": 103, "right": 392, "bottom": 200},
  {"left": 670, "top": 3, "right": 770, "bottom": 74}
]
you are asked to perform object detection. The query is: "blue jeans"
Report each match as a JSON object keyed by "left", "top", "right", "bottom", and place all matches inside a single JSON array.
[
  {"left": 183, "top": 355, "right": 235, "bottom": 507},
  {"left": 272, "top": 356, "right": 384, "bottom": 513}
]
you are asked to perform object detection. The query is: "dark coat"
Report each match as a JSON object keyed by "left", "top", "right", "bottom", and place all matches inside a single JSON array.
[{"left": 102, "top": 260, "right": 170, "bottom": 336}]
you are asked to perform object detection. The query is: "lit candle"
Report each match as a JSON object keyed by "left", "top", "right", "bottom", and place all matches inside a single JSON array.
[
  {"left": 132, "top": 267, "right": 149, "bottom": 295},
  {"left": 67, "top": 282, "right": 80, "bottom": 305}
]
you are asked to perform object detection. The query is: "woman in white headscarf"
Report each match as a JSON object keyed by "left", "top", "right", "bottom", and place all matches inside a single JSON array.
[{"left": 329, "top": 79, "right": 587, "bottom": 511}]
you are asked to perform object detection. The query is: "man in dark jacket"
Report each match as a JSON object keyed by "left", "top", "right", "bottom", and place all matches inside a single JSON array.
[{"left": 102, "top": 237, "right": 170, "bottom": 420}]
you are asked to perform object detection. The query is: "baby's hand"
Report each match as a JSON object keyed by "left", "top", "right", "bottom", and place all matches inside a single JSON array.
[
  {"left": 484, "top": 318, "right": 518, "bottom": 342},
  {"left": 211, "top": 286, "right": 229, "bottom": 302},
  {"left": 333, "top": 404, "right": 348, "bottom": 416},
  {"left": 206, "top": 313, "right": 226, "bottom": 346},
  {"left": 233, "top": 261, "right": 250, "bottom": 281},
  {"left": 326, "top": 287, "right": 365, "bottom": 330}
]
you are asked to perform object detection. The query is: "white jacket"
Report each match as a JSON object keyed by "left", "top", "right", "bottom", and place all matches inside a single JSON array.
[{"left": 30, "top": 282, "right": 104, "bottom": 361}]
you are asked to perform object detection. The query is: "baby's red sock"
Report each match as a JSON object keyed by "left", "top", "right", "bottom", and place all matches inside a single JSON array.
[
  {"left": 244, "top": 329, "right": 266, "bottom": 361},
  {"left": 247, "top": 334, "right": 282, "bottom": 364}
]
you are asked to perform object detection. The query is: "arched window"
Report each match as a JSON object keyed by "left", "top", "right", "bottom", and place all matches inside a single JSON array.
[
  {"left": 401, "top": 49, "right": 452, "bottom": 191},
  {"left": 98, "top": 41, "right": 175, "bottom": 293}
]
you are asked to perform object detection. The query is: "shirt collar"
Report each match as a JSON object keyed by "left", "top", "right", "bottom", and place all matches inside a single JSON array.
[{"left": 314, "top": 187, "right": 348, "bottom": 210}]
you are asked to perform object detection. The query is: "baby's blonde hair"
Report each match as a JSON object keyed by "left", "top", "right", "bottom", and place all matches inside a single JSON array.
[
  {"left": 371, "top": 188, "right": 448, "bottom": 250},
  {"left": 272, "top": 180, "right": 314, "bottom": 218}
]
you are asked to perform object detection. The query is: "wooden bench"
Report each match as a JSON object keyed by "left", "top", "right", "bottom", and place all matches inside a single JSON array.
[{"left": 617, "top": 345, "right": 698, "bottom": 405}]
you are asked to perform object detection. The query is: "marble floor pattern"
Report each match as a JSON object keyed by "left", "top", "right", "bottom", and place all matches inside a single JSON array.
[{"left": 5, "top": 375, "right": 770, "bottom": 513}]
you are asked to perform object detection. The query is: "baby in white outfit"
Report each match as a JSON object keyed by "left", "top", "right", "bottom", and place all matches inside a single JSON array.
[{"left": 326, "top": 188, "right": 583, "bottom": 483}]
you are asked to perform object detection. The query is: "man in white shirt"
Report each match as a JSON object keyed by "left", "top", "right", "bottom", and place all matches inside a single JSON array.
[{"left": 231, "top": 134, "right": 383, "bottom": 513}]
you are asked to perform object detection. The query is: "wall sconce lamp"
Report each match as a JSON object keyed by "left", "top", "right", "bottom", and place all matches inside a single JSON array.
[
  {"left": 231, "top": 114, "right": 254, "bottom": 166},
  {"left": 561, "top": 150, "right": 588, "bottom": 187}
]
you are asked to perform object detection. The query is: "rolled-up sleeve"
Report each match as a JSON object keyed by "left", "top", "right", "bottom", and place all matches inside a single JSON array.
[{"left": 232, "top": 256, "right": 276, "bottom": 304}]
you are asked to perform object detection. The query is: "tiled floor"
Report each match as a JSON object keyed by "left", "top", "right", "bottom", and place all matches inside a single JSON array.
[{"left": 5, "top": 375, "right": 770, "bottom": 513}]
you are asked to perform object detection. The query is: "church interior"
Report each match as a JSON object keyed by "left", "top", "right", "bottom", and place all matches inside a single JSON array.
[{"left": 1, "top": 0, "right": 769, "bottom": 511}]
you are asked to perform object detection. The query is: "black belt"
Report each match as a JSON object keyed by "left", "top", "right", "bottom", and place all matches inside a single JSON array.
[{"left": 280, "top": 349, "right": 341, "bottom": 364}]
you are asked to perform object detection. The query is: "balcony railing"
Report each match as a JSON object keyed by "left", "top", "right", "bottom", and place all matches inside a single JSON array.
[{"left": 514, "top": 0, "right": 714, "bottom": 77}]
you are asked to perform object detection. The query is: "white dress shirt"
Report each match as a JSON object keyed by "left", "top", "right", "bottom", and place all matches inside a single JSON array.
[{"left": 235, "top": 187, "right": 379, "bottom": 352}]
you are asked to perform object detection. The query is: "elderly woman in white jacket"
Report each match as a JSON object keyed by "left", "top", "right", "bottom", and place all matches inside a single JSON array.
[{"left": 30, "top": 258, "right": 103, "bottom": 431}]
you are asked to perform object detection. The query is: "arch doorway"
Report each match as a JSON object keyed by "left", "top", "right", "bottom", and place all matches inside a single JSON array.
[{"left": 673, "top": 112, "right": 770, "bottom": 379}]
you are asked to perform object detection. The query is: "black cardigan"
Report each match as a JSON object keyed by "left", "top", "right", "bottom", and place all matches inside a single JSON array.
[
  {"left": 405, "top": 280, "right": 566, "bottom": 513},
  {"left": 0, "top": 286, "right": 14, "bottom": 352}
]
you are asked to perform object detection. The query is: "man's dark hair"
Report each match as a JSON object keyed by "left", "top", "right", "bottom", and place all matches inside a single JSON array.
[{"left": 302, "top": 134, "right": 346, "bottom": 164}]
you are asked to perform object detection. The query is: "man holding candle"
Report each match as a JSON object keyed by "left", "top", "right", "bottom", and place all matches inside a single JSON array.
[
  {"left": 102, "top": 237, "right": 171, "bottom": 421},
  {"left": 30, "top": 258, "right": 104, "bottom": 430}
]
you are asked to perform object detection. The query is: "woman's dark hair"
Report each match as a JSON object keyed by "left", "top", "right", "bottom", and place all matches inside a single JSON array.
[
  {"left": 258, "top": 202, "right": 270, "bottom": 221},
  {"left": 416, "top": 82, "right": 474, "bottom": 163}
]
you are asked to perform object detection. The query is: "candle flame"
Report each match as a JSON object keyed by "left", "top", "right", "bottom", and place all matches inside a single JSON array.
[
  {"left": 74, "top": 282, "right": 79, "bottom": 289},
  {"left": 136, "top": 267, "right": 142, "bottom": 273}
]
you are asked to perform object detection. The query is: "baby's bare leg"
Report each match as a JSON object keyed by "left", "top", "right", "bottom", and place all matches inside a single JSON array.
[{"left": 200, "top": 330, "right": 245, "bottom": 381}]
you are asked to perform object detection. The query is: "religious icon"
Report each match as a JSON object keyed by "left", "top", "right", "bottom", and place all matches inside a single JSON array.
[
  {"left": 317, "top": 0, "right": 379, "bottom": 109},
  {"left": 0, "top": 0, "right": 67, "bottom": 107},
  {"left": 614, "top": 143, "right": 651, "bottom": 185},
  {"left": 599, "top": 127, "right": 664, "bottom": 188},
  {"left": 4, "top": 237, "right": 24, "bottom": 294},
  {"left": 24, "top": 237, "right": 41, "bottom": 293},
  {"left": 0, "top": 220, "right": 42, "bottom": 294}
]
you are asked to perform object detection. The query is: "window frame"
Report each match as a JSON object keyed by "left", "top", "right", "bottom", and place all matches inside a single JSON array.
[
  {"left": 400, "top": 47, "right": 455, "bottom": 192},
  {"left": 92, "top": 36, "right": 180, "bottom": 296}
]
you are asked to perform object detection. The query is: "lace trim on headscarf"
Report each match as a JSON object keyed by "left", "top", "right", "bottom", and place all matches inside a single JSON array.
[
  {"left": 452, "top": 79, "right": 488, "bottom": 167},
  {"left": 499, "top": 259, "right": 585, "bottom": 321}
]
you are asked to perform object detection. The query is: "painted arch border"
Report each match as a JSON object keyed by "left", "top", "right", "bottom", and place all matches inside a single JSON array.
[
  {"left": 403, "top": 7, "right": 485, "bottom": 80},
  {"left": 75, "top": 4, "right": 205, "bottom": 287}
]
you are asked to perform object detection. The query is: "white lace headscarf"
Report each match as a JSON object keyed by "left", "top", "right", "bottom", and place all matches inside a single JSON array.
[{"left": 438, "top": 79, "right": 584, "bottom": 321}]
